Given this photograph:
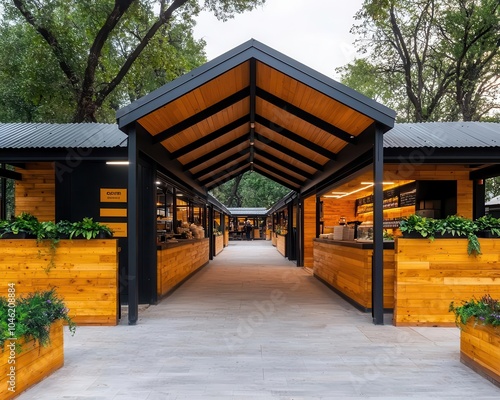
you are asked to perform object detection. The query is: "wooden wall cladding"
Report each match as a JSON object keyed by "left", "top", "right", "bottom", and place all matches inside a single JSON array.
[
  {"left": 0, "top": 240, "right": 119, "bottom": 326},
  {"left": 0, "top": 321, "right": 64, "bottom": 400},
  {"left": 157, "top": 239, "right": 209, "bottom": 298},
  {"left": 14, "top": 162, "right": 55, "bottom": 221},
  {"left": 215, "top": 235, "right": 224, "bottom": 256},
  {"left": 276, "top": 234, "right": 286, "bottom": 257},
  {"left": 394, "top": 238, "right": 500, "bottom": 326},
  {"left": 322, "top": 198, "right": 356, "bottom": 228},
  {"left": 313, "top": 241, "right": 395, "bottom": 310}
]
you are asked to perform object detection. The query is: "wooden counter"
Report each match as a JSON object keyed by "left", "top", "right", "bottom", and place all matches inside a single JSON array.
[
  {"left": 215, "top": 235, "right": 224, "bottom": 256},
  {"left": 276, "top": 234, "right": 286, "bottom": 256},
  {"left": 157, "top": 238, "right": 209, "bottom": 298},
  {"left": 313, "top": 239, "right": 395, "bottom": 311}
]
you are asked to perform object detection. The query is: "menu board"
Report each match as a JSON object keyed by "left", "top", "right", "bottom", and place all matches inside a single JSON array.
[
  {"left": 355, "top": 182, "right": 416, "bottom": 214},
  {"left": 399, "top": 188, "right": 417, "bottom": 207}
]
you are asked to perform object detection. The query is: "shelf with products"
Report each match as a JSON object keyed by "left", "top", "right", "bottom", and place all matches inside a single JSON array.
[{"left": 355, "top": 182, "right": 416, "bottom": 215}]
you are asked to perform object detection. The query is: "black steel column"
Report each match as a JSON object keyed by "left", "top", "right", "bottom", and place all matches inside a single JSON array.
[
  {"left": 473, "top": 179, "right": 486, "bottom": 219},
  {"left": 297, "top": 195, "right": 304, "bottom": 267},
  {"left": 372, "top": 124, "right": 384, "bottom": 325},
  {"left": 127, "top": 125, "right": 139, "bottom": 325},
  {"left": 315, "top": 196, "right": 321, "bottom": 238},
  {"left": 208, "top": 205, "right": 214, "bottom": 260}
]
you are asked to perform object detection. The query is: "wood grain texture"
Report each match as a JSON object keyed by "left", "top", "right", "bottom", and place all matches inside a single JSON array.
[
  {"left": 0, "top": 240, "right": 119, "bottom": 326},
  {"left": 157, "top": 239, "right": 209, "bottom": 297},
  {"left": 394, "top": 238, "right": 500, "bottom": 326},
  {"left": 14, "top": 162, "right": 55, "bottom": 221},
  {"left": 460, "top": 320, "right": 500, "bottom": 387},
  {"left": 0, "top": 320, "right": 64, "bottom": 399},
  {"left": 313, "top": 241, "right": 395, "bottom": 309},
  {"left": 215, "top": 235, "right": 224, "bottom": 256},
  {"left": 276, "top": 234, "right": 286, "bottom": 257}
]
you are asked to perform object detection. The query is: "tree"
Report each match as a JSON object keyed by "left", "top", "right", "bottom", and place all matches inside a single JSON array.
[
  {"left": 486, "top": 177, "right": 500, "bottom": 201},
  {"left": 0, "top": 0, "right": 265, "bottom": 123},
  {"left": 210, "top": 172, "right": 291, "bottom": 208},
  {"left": 340, "top": 0, "right": 500, "bottom": 122}
]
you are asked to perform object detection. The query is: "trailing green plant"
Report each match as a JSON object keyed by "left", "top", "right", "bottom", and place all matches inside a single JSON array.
[
  {"left": 37, "top": 221, "right": 61, "bottom": 273},
  {"left": 435, "top": 215, "right": 476, "bottom": 237},
  {"left": 0, "top": 288, "right": 76, "bottom": 353},
  {"left": 449, "top": 294, "right": 500, "bottom": 328},
  {"left": 69, "top": 217, "right": 113, "bottom": 239},
  {"left": 0, "top": 212, "right": 41, "bottom": 237}
]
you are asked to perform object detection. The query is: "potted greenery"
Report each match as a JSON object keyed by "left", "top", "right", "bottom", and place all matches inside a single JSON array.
[
  {"left": 475, "top": 214, "right": 500, "bottom": 238},
  {"left": 0, "top": 212, "right": 41, "bottom": 239},
  {"left": 434, "top": 215, "right": 481, "bottom": 255},
  {"left": 449, "top": 295, "right": 500, "bottom": 386},
  {"left": 399, "top": 214, "right": 437, "bottom": 239},
  {"left": 69, "top": 217, "right": 113, "bottom": 239}
]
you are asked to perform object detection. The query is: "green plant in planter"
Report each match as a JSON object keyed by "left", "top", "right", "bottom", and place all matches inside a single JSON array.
[
  {"left": 449, "top": 294, "right": 500, "bottom": 328},
  {"left": 475, "top": 214, "right": 500, "bottom": 237},
  {"left": 69, "top": 217, "right": 113, "bottom": 239},
  {"left": 399, "top": 214, "right": 437, "bottom": 239},
  {"left": 55, "top": 220, "right": 73, "bottom": 238},
  {"left": 0, "top": 212, "right": 41, "bottom": 238},
  {"left": 434, "top": 215, "right": 481, "bottom": 255},
  {"left": 0, "top": 288, "right": 76, "bottom": 352}
]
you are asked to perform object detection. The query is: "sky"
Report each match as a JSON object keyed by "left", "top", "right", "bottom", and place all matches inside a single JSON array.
[{"left": 192, "top": 0, "right": 365, "bottom": 80}]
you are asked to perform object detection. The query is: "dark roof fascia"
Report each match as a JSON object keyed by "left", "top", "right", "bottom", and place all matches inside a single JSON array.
[
  {"left": 0, "top": 167, "right": 22, "bottom": 180},
  {"left": 0, "top": 147, "right": 127, "bottom": 163},
  {"left": 384, "top": 147, "right": 500, "bottom": 164},
  {"left": 116, "top": 39, "right": 396, "bottom": 130},
  {"left": 470, "top": 164, "right": 500, "bottom": 180},
  {"left": 268, "top": 190, "right": 298, "bottom": 214},
  {"left": 207, "top": 194, "right": 231, "bottom": 215},
  {"left": 300, "top": 123, "right": 376, "bottom": 197}
]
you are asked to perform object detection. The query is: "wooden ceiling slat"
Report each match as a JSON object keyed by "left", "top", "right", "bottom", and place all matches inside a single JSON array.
[
  {"left": 164, "top": 99, "right": 249, "bottom": 153},
  {"left": 194, "top": 152, "right": 249, "bottom": 180},
  {"left": 182, "top": 137, "right": 248, "bottom": 171},
  {"left": 199, "top": 159, "right": 249, "bottom": 186},
  {"left": 252, "top": 159, "right": 304, "bottom": 186},
  {"left": 204, "top": 165, "right": 250, "bottom": 189},
  {"left": 253, "top": 154, "right": 310, "bottom": 181},
  {"left": 138, "top": 62, "right": 250, "bottom": 135},
  {"left": 252, "top": 166, "right": 300, "bottom": 190},
  {"left": 256, "top": 62, "right": 374, "bottom": 136},
  {"left": 256, "top": 98, "right": 346, "bottom": 153},
  {"left": 255, "top": 126, "right": 329, "bottom": 165},
  {"left": 253, "top": 142, "right": 317, "bottom": 175}
]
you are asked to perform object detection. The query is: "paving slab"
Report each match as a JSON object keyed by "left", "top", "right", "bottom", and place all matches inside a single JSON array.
[{"left": 17, "top": 241, "right": 500, "bottom": 399}]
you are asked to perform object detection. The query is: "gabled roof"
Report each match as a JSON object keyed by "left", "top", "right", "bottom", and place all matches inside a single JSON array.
[
  {"left": 0, "top": 123, "right": 127, "bottom": 148},
  {"left": 227, "top": 207, "right": 268, "bottom": 216},
  {"left": 117, "top": 39, "right": 396, "bottom": 192}
]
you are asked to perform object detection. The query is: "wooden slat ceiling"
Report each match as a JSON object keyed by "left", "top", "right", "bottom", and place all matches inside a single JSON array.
[{"left": 136, "top": 58, "right": 377, "bottom": 191}]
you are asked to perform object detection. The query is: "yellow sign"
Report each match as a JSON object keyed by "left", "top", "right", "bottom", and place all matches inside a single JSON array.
[
  {"left": 106, "top": 222, "right": 127, "bottom": 238},
  {"left": 100, "top": 208, "right": 127, "bottom": 217},
  {"left": 100, "top": 188, "right": 127, "bottom": 203}
]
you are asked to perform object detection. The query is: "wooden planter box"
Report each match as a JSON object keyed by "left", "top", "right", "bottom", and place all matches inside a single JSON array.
[
  {"left": 0, "top": 239, "right": 119, "bottom": 326},
  {"left": 271, "top": 233, "right": 277, "bottom": 247},
  {"left": 0, "top": 320, "right": 64, "bottom": 399},
  {"left": 460, "top": 319, "right": 500, "bottom": 387},
  {"left": 276, "top": 234, "right": 286, "bottom": 257},
  {"left": 394, "top": 238, "right": 500, "bottom": 326},
  {"left": 215, "top": 235, "right": 224, "bottom": 255}
]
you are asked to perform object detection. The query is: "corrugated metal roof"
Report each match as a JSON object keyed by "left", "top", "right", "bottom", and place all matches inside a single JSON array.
[
  {"left": 0, "top": 123, "right": 127, "bottom": 148},
  {"left": 384, "top": 122, "right": 500, "bottom": 148},
  {"left": 227, "top": 207, "right": 269, "bottom": 216},
  {"left": 486, "top": 195, "right": 500, "bottom": 206}
]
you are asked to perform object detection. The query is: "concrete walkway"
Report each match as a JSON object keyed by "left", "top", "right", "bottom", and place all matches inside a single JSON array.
[{"left": 19, "top": 241, "right": 499, "bottom": 399}]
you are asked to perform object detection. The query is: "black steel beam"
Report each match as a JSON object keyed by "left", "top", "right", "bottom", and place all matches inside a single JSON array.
[
  {"left": 255, "top": 133, "right": 324, "bottom": 171},
  {"left": 253, "top": 165, "right": 300, "bottom": 191},
  {"left": 182, "top": 135, "right": 249, "bottom": 172},
  {"left": 252, "top": 159, "right": 304, "bottom": 186},
  {"left": 254, "top": 149, "right": 314, "bottom": 180},
  {"left": 170, "top": 115, "right": 250, "bottom": 159},
  {"left": 470, "top": 164, "right": 500, "bottom": 180},
  {"left": 256, "top": 87, "right": 357, "bottom": 145},
  {"left": 255, "top": 115, "right": 337, "bottom": 160},
  {"left": 199, "top": 160, "right": 248, "bottom": 186},
  {"left": 152, "top": 87, "right": 250, "bottom": 144},
  {"left": 0, "top": 167, "right": 22, "bottom": 180},
  {"left": 205, "top": 166, "right": 251, "bottom": 189},
  {"left": 191, "top": 148, "right": 251, "bottom": 180}
]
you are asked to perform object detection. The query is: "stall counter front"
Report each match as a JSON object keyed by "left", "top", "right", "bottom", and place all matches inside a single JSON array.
[
  {"left": 157, "top": 238, "right": 209, "bottom": 298},
  {"left": 313, "top": 239, "right": 395, "bottom": 311}
]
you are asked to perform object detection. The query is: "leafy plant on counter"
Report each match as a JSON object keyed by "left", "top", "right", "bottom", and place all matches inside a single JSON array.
[
  {"left": 69, "top": 218, "right": 113, "bottom": 239},
  {"left": 399, "top": 214, "right": 437, "bottom": 239},
  {"left": 449, "top": 294, "right": 500, "bottom": 328},
  {"left": 0, "top": 288, "right": 76, "bottom": 353}
]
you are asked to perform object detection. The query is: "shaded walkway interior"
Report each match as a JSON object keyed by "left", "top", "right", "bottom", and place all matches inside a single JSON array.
[{"left": 19, "top": 242, "right": 499, "bottom": 399}]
